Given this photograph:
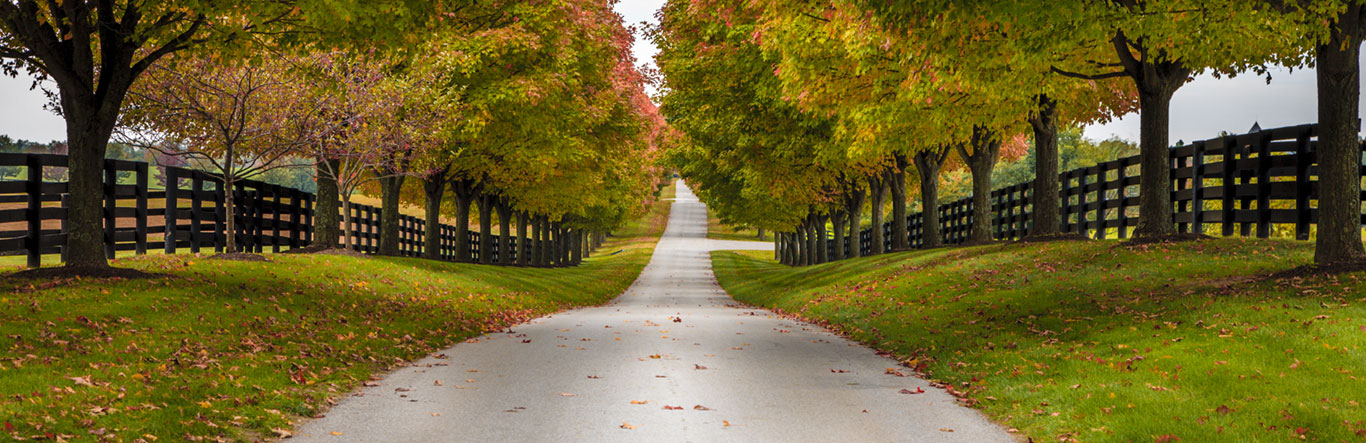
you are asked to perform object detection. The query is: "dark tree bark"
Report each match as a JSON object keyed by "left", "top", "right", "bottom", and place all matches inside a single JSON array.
[
  {"left": 1115, "top": 32, "right": 1189, "bottom": 238},
  {"left": 517, "top": 212, "right": 530, "bottom": 266},
  {"left": 831, "top": 209, "right": 846, "bottom": 261},
  {"left": 1028, "top": 95, "right": 1062, "bottom": 238},
  {"left": 532, "top": 215, "right": 544, "bottom": 267},
  {"left": 378, "top": 175, "right": 405, "bottom": 256},
  {"left": 477, "top": 193, "right": 493, "bottom": 264},
  {"left": 914, "top": 146, "right": 951, "bottom": 248},
  {"left": 887, "top": 157, "right": 910, "bottom": 250},
  {"left": 816, "top": 213, "right": 829, "bottom": 263},
  {"left": 1315, "top": 4, "right": 1366, "bottom": 265},
  {"left": 421, "top": 168, "right": 447, "bottom": 260},
  {"left": 450, "top": 178, "right": 480, "bottom": 262},
  {"left": 844, "top": 183, "right": 865, "bottom": 258},
  {"left": 796, "top": 223, "right": 809, "bottom": 266},
  {"left": 956, "top": 126, "right": 1003, "bottom": 244},
  {"left": 571, "top": 229, "right": 582, "bottom": 265},
  {"left": 314, "top": 158, "right": 341, "bottom": 249},
  {"left": 867, "top": 172, "right": 887, "bottom": 254},
  {"left": 496, "top": 197, "right": 513, "bottom": 265}
]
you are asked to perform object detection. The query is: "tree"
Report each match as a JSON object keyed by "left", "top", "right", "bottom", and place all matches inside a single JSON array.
[
  {"left": 116, "top": 52, "right": 322, "bottom": 254},
  {"left": 0, "top": 0, "right": 438, "bottom": 270}
]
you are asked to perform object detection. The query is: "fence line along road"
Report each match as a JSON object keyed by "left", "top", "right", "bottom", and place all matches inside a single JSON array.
[
  {"left": 0, "top": 155, "right": 567, "bottom": 268},
  {"left": 808, "top": 123, "right": 1363, "bottom": 263}
]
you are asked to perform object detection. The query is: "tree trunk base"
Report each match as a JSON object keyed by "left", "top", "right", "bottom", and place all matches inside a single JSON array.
[
  {"left": 1018, "top": 233, "right": 1091, "bottom": 244},
  {"left": 8, "top": 265, "right": 162, "bottom": 280},
  {"left": 1122, "top": 232, "right": 1211, "bottom": 247},
  {"left": 1269, "top": 260, "right": 1366, "bottom": 279}
]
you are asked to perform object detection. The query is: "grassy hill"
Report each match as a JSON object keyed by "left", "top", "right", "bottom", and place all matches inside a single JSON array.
[{"left": 712, "top": 238, "right": 1365, "bottom": 441}]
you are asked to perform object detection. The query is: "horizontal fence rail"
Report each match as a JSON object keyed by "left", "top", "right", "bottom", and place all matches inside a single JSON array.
[
  {"left": 793, "top": 124, "right": 1363, "bottom": 264},
  {"left": 0, "top": 154, "right": 571, "bottom": 268}
]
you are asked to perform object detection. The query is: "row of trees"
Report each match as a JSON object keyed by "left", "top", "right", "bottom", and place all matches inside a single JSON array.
[
  {"left": 656, "top": 0, "right": 1365, "bottom": 267},
  {"left": 0, "top": 0, "right": 663, "bottom": 270}
]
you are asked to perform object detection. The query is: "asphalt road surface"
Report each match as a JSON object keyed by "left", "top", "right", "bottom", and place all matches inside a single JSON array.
[{"left": 294, "top": 181, "right": 1012, "bottom": 442}]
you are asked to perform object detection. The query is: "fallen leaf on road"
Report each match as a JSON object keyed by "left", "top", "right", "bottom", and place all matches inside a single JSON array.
[
  {"left": 394, "top": 387, "right": 410, "bottom": 392},
  {"left": 649, "top": 354, "right": 662, "bottom": 359},
  {"left": 730, "top": 347, "right": 743, "bottom": 350},
  {"left": 620, "top": 422, "right": 636, "bottom": 430},
  {"left": 271, "top": 428, "right": 292, "bottom": 438},
  {"left": 663, "top": 405, "right": 683, "bottom": 410},
  {"left": 723, "top": 420, "right": 732, "bottom": 427},
  {"left": 693, "top": 405, "right": 712, "bottom": 411},
  {"left": 430, "top": 412, "right": 441, "bottom": 416},
  {"left": 465, "top": 379, "right": 476, "bottom": 383},
  {"left": 433, "top": 380, "right": 443, "bottom": 386},
  {"left": 831, "top": 369, "right": 848, "bottom": 373},
  {"left": 560, "top": 393, "right": 576, "bottom": 397},
  {"left": 587, "top": 375, "right": 600, "bottom": 379},
  {"left": 885, "top": 368, "right": 905, "bottom": 377},
  {"left": 630, "top": 400, "right": 648, "bottom": 405},
  {"left": 695, "top": 364, "right": 708, "bottom": 370},
  {"left": 363, "top": 381, "right": 380, "bottom": 387},
  {"left": 939, "top": 428, "right": 954, "bottom": 432},
  {"left": 330, "top": 432, "right": 344, "bottom": 436},
  {"left": 899, "top": 387, "right": 925, "bottom": 395}
]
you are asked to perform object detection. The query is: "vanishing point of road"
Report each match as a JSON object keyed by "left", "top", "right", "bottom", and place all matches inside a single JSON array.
[{"left": 295, "top": 181, "right": 1012, "bottom": 442}]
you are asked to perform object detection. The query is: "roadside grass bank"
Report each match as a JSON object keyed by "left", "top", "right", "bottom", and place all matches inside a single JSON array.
[
  {"left": 0, "top": 184, "right": 673, "bottom": 441},
  {"left": 711, "top": 238, "right": 1365, "bottom": 441}
]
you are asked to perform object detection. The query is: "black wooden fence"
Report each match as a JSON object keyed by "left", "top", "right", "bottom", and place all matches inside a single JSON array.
[
  {"left": 0, "top": 154, "right": 555, "bottom": 267},
  {"left": 802, "top": 123, "right": 1362, "bottom": 262}
]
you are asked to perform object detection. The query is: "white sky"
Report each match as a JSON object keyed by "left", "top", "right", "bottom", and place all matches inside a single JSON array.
[{"left": 0, "top": 2, "right": 1358, "bottom": 146}]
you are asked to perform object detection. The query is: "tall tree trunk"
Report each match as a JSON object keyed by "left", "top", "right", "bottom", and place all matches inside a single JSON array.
[
  {"left": 450, "top": 178, "right": 479, "bottom": 262},
  {"left": 957, "top": 126, "right": 1003, "bottom": 244},
  {"left": 867, "top": 173, "right": 887, "bottom": 254},
  {"left": 314, "top": 157, "right": 341, "bottom": 249},
  {"left": 421, "top": 170, "right": 446, "bottom": 260},
  {"left": 888, "top": 158, "right": 909, "bottom": 250},
  {"left": 532, "top": 215, "right": 543, "bottom": 267},
  {"left": 224, "top": 175, "right": 238, "bottom": 253},
  {"left": 517, "top": 212, "right": 530, "bottom": 266},
  {"left": 1116, "top": 33, "right": 1189, "bottom": 239},
  {"left": 1028, "top": 95, "right": 1062, "bottom": 238},
  {"left": 571, "top": 229, "right": 582, "bottom": 265},
  {"left": 497, "top": 197, "right": 513, "bottom": 265},
  {"left": 757, "top": 228, "right": 765, "bottom": 240},
  {"left": 845, "top": 184, "right": 865, "bottom": 258},
  {"left": 59, "top": 87, "right": 123, "bottom": 268},
  {"left": 477, "top": 193, "right": 493, "bottom": 264},
  {"left": 378, "top": 175, "right": 405, "bottom": 256},
  {"left": 1316, "top": 4, "right": 1366, "bottom": 264},
  {"left": 831, "top": 209, "right": 846, "bottom": 261},
  {"left": 796, "top": 223, "right": 808, "bottom": 266},
  {"left": 914, "top": 147, "right": 949, "bottom": 248},
  {"left": 816, "top": 213, "right": 829, "bottom": 263}
]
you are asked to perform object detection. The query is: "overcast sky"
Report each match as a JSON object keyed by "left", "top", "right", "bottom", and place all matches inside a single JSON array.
[{"left": 0, "top": 2, "right": 1358, "bottom": 146}]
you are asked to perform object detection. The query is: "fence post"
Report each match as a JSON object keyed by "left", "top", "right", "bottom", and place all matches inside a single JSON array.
[
  {"left": 189, "top": 175, "right": 203, "bottom": 253},
  {"left": 103, "top": 160, "right": 116, "bottom": 259},
  {"left": 26, "top": 155, "right": 42, "bottom": 268},
  {"left": 1255, "top": 134, "right": 1273, "bottom": 238},
  {"left": 135, "top": 162, "right": 148, "bottom": 255},
  {"left": 1221, "top": 136, "right": 1237, "bottom": 236},
  {"left": 289, "top": 189, "right": 301, "bottom": 249},
  {"left": 255, "top": 185, "right": 266, "bottom": 253},
  {"left": 1191, "top": 142, "right": 1206, "bottom": 236},
  {"left": 1076, "top": 170, "right": 1089, "bottom": 238},
  {"left": 164, "top": 167, "right": 178, "bottom": 254},
  {"left": 303, "top": 193, "right": 314, "bottom": 245},
  {"left": 213, "top": 179, "right": 225, "bottom": 252},
  {"left": 1294, "top": 131, "right": 1313, "bottom": 240},
  {"left": 1060, "top": 171, "right": 1072, "bottom": 235},
  {"left": 271, "top": 184, "right": 282, "bottom": 253},
  {"left": 1094, "top": 165, "right": 1108, "bottom": 239}
]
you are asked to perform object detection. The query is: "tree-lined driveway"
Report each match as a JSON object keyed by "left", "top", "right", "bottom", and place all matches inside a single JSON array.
[{"left": 295, "top": 181, "right": 1010, "bottom": 442}]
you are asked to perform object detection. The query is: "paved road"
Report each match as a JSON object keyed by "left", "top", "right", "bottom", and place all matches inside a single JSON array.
[{"left": 295, "top": 181, "right": 1012, "bottom": 442}]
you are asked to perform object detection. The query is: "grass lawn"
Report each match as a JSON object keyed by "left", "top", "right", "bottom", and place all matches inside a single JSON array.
[
  {"left": 0, "top": 183, "right": 672, "bottom": 440},
  {"left": 711, "top": 238, "right": 1366, "bottom": 441}
]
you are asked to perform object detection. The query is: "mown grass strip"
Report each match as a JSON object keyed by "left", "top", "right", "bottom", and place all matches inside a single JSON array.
[{"left": 712, "top": 238, "right": 1365, "bottom": 441}]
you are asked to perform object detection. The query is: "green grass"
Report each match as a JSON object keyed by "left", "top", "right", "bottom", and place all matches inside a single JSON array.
[
  {"left": 712, "top": 238, "right": 1366, "bottom": 441},
  {"left": 0, "top": 184, "right": 673, "bottom": 441}
]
